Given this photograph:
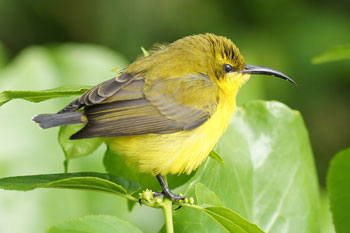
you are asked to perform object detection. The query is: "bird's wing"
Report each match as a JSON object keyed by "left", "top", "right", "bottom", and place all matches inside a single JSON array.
[
  {"left": 58, "top": 73, "right": 138, "bottom": 113},
  {"left": 71, "top": 73, "right": 218, "bottom": 139}
]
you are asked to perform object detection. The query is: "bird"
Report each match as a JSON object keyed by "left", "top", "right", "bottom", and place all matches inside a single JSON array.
[{"left": 33, "top": 33, "right": 295, "bottom": 200}]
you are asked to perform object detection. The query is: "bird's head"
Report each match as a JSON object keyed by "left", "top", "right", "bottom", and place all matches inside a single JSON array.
[
  {"left": 178, "top": 33, "right": 296, "bottom": 91},
  {"left": 128, "top": 33, "right": 295, "bottom": 91}
]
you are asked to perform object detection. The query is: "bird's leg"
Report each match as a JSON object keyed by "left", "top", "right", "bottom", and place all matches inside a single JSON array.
[{"left": 154, "top": 174, "right": 185, "bottom": 201}]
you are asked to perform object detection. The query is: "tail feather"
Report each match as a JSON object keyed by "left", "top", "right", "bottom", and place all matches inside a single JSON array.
[{"left": 32, "top": 112, "right": 86, "bottom": 129}]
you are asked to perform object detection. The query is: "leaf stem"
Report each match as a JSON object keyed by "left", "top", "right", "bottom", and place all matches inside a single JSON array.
[{"left": 161, "top": 198, "right": 174, "bottom": 233}]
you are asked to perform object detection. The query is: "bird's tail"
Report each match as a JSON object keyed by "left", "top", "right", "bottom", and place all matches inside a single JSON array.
[{"left": 32, "top": 112, "right": 87, "bottom": 129}]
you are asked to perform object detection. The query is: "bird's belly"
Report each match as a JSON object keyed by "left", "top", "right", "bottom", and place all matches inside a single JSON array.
[{"left": 108, "top": 101, "right": 235, "bottom": 175}]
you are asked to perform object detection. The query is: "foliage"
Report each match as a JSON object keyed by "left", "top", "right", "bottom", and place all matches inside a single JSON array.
[
  {"left": 58, "top": 125, "right": 103, "bottom": 171},
  {"left": 170, "top": 101, "right": 321, "bottom": 233},
  {"left": 174, "top": 183, "right": 264, "bottom": 233},
  {"left": 1, "top": 0, "right": 350, "bottom": 208},
  {"left": 327, "top": 148, "right": 350, "bottom": 233},
  {"left": 0, "top": 82, "right": 324, "bottom": 232},
  {"left": 0, "top": 172, "right": 140, "bottom": 196},
  {"left": 0, "top": 43, "right": 345, "bottom": 232},
  {"left": 312, "top": 45, "right": 350, "bottom": 64},
  {"left": 0, "top": 86, "right": 90, "bottom": 107},
  {"left": 47, "top": 215, "right": 143, "bottom": 233}
]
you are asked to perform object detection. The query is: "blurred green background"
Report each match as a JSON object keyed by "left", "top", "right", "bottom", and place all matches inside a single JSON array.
[{"left": 0, "top": 0, "right": 348, "bottom": 232}]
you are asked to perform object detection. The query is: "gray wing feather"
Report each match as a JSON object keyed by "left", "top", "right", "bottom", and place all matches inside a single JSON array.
[
  {"left": 71, "top": 74, "right": 218, "bottom": 139},
  {"left": 58, "top": 73, "right": 136, "bottom": 113}
]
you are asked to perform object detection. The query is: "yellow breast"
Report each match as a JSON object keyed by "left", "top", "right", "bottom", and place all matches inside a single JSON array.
[{"left": 108, "top": 86, "right": 237, "bottom": 176}]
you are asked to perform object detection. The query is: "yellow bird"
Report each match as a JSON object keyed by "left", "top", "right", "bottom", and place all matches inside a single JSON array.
[{"left": 33, "top": 33, "right": 295, "bottom": 200}]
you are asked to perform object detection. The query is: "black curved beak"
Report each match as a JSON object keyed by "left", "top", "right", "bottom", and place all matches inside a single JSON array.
[{"left": 241, "top": 64, "right": 296, "bottom": 85}]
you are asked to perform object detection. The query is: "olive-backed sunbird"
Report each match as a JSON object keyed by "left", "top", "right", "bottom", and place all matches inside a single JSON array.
[{"left": 33, "top": 33, "right": 295, "bottom": 200}]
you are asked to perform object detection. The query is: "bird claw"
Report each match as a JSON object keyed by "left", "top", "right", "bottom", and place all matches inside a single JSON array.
[
  {"left": 153, "top": 191, "right": 163, "bottom": 197},
  {"left": 138, "top": 189, "right": 193, "bottom": 209},
  {"left": 152, "top": 190, "right": 185, "bottom": 210},
  {"left": 153, "top": 190, "right": 185, "bottom": 201}
]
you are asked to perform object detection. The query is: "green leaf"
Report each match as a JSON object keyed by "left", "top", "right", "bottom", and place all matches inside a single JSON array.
[
  {"left": 194, "top": 183, "right": 264, "bottom": 232},
  {"left": 47, "top": 215, "right": 143, "bottom": 233},
  {"left": 327, "top": 148, "right": 350, "bottom": 233},
  {"left": 58, "top": 125, "right": 103, "bottom": 171},
  {"left": 171, "top": 101, "right": 320, "bottom": 233},
  {"left": 203, "top": 207, "right": 264, "bottom": 233},
  {"left": 103, "top": 147, "right": 195, "bottom": 197},
  {"left": 161, "top": 183, "right": 264, "bottom": 233},
  {"left": 320, "top": 191, "right": 336, "bottom": 233},
  {"left": 0, "top": 172, "right": 140, "bottom": 197},
  {"left": 127, "top": 199, "right": 137, "bottom": 212},
  {"left": 0, "top": 85, "right": 91, "bottom": 107},
  {"left": 0, "top": 44, "right": 133, "bottom": 233},
  {"left": 311, "top": 44, "right": 350, "bottom": 64},
  {"left": 209, "top": 150, "right": 225, "bottom": 165},
  {"left": 194, "top": 182, "right": 223, "bottom": 207}
]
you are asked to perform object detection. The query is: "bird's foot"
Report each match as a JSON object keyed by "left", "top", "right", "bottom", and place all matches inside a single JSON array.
[
  {"left": 153, "top": 191, "right": 194, "bottom": 210},
  {"left": 138, "top": 189, "right": 193, "bottom": 208},
  {"left": 153, "top": 190, "right": 185, "bottom": 201},
  {"left": 155, "top": 174, "right": 186, "bottom": 201},
  {"left": 153, "top": 190, "right": 193, "bottom": 210}
]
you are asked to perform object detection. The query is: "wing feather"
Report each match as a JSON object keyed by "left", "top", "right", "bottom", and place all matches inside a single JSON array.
[
  {"left": 58, "top": 73, "right": 136, "bottom": 113},
  {"left": 70, "top": 73, "right": 218, "bottom": 139}
]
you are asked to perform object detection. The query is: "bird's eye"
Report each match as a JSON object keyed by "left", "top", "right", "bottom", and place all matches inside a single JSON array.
[{"left": 223, "top": 64, "right": 234, "bottom": 73}]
